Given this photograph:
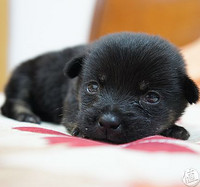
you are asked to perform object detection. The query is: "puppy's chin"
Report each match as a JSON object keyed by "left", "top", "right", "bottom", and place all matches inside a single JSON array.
[
  {"left": 81, "top": 130, "right": 147, "bottom": 144},
  {"left": 89, "top": 131, "right": 129, "bottom": 144},
  {"left": 82, "top": 134, "right": 130, "bottom": 144},
  {"left": 72, "top": 123, "right": 156, "bottom": 144},
  {"left": 68, "top": 124, "right": 127, "bottom": 144}
]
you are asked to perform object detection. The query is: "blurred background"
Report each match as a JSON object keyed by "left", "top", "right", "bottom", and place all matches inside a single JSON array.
[{"left": 0, "top": 0, "right": 200, "bottom": 92}]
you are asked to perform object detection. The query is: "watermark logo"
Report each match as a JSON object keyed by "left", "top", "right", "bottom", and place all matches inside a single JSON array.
[{"left": 183, "top": 168, "right": 200, "bottom": 187}]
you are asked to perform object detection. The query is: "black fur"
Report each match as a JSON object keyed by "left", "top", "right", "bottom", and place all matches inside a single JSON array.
[{"left": 1, "top": 32, "right": 199, "bottom": 144}]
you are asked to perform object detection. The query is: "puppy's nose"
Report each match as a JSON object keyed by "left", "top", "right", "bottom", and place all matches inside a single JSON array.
[{"left": 98, "top": 114, "right": 120, "bottom": 129}]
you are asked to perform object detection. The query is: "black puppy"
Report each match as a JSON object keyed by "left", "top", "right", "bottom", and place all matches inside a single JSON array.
[{"left": 1, "top": 32, "right": 199, "bottom": 144}]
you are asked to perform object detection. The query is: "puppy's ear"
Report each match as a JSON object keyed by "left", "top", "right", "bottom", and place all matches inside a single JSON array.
[
  {"left": 64, "top": 55, "right": 85, "bottom": 78},
  {"left": 184, "top": 76, "right": 199, "bottom": 104}
]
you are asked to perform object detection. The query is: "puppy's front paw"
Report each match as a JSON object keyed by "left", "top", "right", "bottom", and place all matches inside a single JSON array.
[
  {"left": 160, "top": 125, "right": 190, "bottom": 140},
  {"left": 16, "top": 113, "right": 41, "bottom": 124}
]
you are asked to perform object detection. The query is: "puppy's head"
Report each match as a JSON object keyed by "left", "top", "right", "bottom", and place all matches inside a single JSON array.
[{"left": 64, "top": 32, "right": 199, "bottom": 144}]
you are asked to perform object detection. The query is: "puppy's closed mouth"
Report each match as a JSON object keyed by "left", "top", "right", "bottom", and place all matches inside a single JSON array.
[
  {"left": 72, "top": 126, "right": 124, "bottom": 144},
  {"left": 93, "top": 138, "right": 117, "bottom": 144},
  {"left": 88, "top": 136, "right": 122, "bottom": 144}
]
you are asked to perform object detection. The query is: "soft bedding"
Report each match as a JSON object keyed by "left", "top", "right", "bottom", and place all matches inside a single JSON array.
[{"left": 0, "top": 93, "right": 200, "bottom": 187}]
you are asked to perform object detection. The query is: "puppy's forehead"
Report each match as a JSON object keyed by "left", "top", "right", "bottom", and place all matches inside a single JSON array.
[{"left": 83, "top": 33, "right": 185, "bottom": 87}]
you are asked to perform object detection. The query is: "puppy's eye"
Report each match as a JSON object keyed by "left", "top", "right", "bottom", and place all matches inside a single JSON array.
[
  {"left": 143, "top": 91, "right": 160, "bottom": 104},
  {"left": 87, "top": 81, "right": 99, "bottom": 94}
]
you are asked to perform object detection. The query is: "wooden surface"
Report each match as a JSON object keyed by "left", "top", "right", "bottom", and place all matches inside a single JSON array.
[
  {"left": 90, "top": 0, "right": 200, "bottom": 47},
  {"left": 0, "top": 0, "right": 8, "bottom": 91}
]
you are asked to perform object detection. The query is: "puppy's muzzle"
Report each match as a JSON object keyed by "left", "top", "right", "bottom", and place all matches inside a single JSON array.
[{"left": 98, "top": 113, "right": 120, "bottom": 130}]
